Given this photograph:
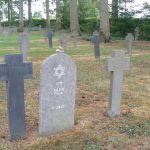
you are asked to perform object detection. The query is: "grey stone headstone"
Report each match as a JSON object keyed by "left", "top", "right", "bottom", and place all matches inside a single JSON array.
[
  {"left": 19, "top": 32, "right": 29, "bottom": 61},
  {"left": 61, "top": 32, "right": 67, "bottom": 52},
  {"left": 3, "top": 30, "right": 9, "bottom": 45},
  {"left": 134, "top": 27, "right": 140, "bottom": 40},
  {"left": 0, "top": 54, "right": 32, "bottom": 140},
  {"left": 72, "top": 31, "right": 78, "bottom": 48},
  {"left": 47, "top": 31, "right": 54, "bottom": 48},
  {"left": 106, "top": 50, "right": 130, "bottom": 117},
  {"left": 92, "top": 31, "right": 100, "bottom": 60},
  {"left": 39, "top": 50, "right": 76, "bottom": 136},
  {"left": 125, "top": 33, "right": 134, "bottom": 56},
  {"left": 11, "top": 26, "right": 17, "bottom": 34}
]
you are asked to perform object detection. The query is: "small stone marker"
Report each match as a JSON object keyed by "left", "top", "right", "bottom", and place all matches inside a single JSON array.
[
  {"left": 19, "top": 32, "right": 29, "bottom": 61},
  {"left": 106, "top": 50, "right": 130, "bottom": 117},
  {"left": 0, "top": 54, "right": 32, "bottom": 140},
  {"left": 134, "top": 27, "right": 140, "bottom": 40},
  {"left": 72, "top": 30, "right": 78, "bottom": 48},
  {"left": 61, "top": 32, "right": 67, "bottom": 52},
  {"left": 125, "top": 33, "right": 134, "bottom": 56},
  {"left": 47, "top": 31, "right": 54, "bottom": 48},
  {"left": 92, "top": 31, "right": 100, "bottom": 59},
  {"left": 39, "top": 49, "right": 76, "bottom": 136}
]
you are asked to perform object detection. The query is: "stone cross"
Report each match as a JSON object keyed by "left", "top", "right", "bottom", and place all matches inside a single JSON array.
[
  {"left": 134, "top": 27, "right": 140, "bottom": 40},
  {"left": 39, "top": 50, "right": 76, "bottom": 136},
  {"left": 61, "top": 32, "right": 67, "bottom": 52},
  {"left": 19, "top": 32, "right": 29, "bottom": 61},
  {"left": 125, "top": 33, "right": 134, "bottom": 56},
  {"left": 72, "top": 30, "right": 78, "bottom": 48},
  {"left": 92, "top": 31, "right": 100, "bottom": 59},
  {"left": 0, "top": 54, "right": 32, "bottom": 140},
  {"left": 47, "top": 31, "right": 54, "bottom": 48},
  {"left": 106, "top": 50, "right": 130, "bottom": 117}
]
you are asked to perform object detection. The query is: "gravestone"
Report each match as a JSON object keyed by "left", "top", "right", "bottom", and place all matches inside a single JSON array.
[
  {"left": 61, "top": 32, "right": 67, "bottom": 52},
  {"left": 0, "top": 25, "right": 3, "bottom": 35},
  {"left": 3, "top": 29, "right": 9, "bottom": 45},
  {"left": 125, "top": 33, "right": 134, "bottom": 56},
  {"left": 0, "top": 54, "right": 32, "bottom": 140},
  {"left": 39, "top": 25, "right": 42, "bottom": 31},
  {"left": 72, "top": 30, "right": 78, "bottom": 48},
  {"left": 106, "top": 50, "right": 130, "bottom": 117},
  {"left": 39, "top": 49, "right": 76, "bottom": 136},
  {"left": 134, "top": 27, "right": 140, "bottom": 40},
  {"left": 19, "top": 32, "right": 29, "bottom": 61},
  {"left": 92, "top": 31, "right": 100, "bottom": 60},
  {"left": 11, "top": 26, "right": 17, "bottom": 34},
  {"left": 47, "top": 31, "right": 54, "bottom": 48}
]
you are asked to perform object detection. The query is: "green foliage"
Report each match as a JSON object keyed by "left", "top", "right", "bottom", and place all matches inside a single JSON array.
[
  {"left": 80, "top": 18, "right": 99, "bottom": 33},
  {"left": 142, "top": 23, "right": 150, "bottom": 40},
  {"left": 81, "top": 33, "right": 92, "bottom": 41},
  {"left": 111, "top": 18, "right": 135, "bottom": 37},
  {"left": 60, "top": 0, "right": 70, "bottom": 29}
]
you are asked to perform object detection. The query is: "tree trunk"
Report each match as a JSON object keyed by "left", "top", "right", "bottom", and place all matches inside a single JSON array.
[
  {"left": 18, "top": 0, "right": 24, "bottom": 32},
  {"left": 100, "top": 0, "right": 111, "bottom": 43},
  {"left": 70, "top": 0, "right": 79, "bottom": 33},
  {"left": 8, "top": 0, "right": 11, "bottom": 25},
  {"left": 46, "top": 0, "right": 50, "bottom": 31},
  {"left": 10, "top": 0, "right": 13, "bottom": 25},
  {"left": 56, "top": 0, "right": 61, "bottom": 30},
  {"left": 112, "top": 0, "right": 118, "bottom": 19},
  {"left": 28, "top": 0, "right": 32, "bottom": 26}
]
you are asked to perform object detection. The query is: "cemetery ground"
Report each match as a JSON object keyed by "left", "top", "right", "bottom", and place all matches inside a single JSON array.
[{"left": 0, "top": 32, "right": 150, "bottom": 149}]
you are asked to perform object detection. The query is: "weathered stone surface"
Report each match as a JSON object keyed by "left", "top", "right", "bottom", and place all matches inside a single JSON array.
[
  {"left": 61, "top": 32, "right": 67, "bottom": 52},
  {"left": 126, "top": 33, "right": 134, "bottom": 56},
  {"left": 134, "top": 27, "right": 140, "bottom": 40},
  {"left": 47, "top": 31, "right": 54, "bottom": 48},
  {"left": 72, "top": 31, "right": 78, "bottom": 48},
  {"left": 39, "top": 50, "right": 76, "bottom": 136},
  {"left": 92, "top": 31, "right": 100, "bottom": 60},
  {"left": 0, "top": 54, "right": 32, "bottom": 140},
  {"left": 19, "top": 32, "right": 29, "bottom": 61},
  {"left": 106, "top": 50, "right": 130, "bottom": 117}
]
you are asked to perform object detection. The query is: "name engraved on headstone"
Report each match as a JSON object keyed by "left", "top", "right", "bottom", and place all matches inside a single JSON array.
[{"left": 39, "top": 50, "right": 77, "bottom": 136}]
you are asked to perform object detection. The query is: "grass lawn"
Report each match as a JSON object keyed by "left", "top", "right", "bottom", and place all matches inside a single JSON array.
[{"left": 0, "top": 31, "right": 150, "bottom": 150}]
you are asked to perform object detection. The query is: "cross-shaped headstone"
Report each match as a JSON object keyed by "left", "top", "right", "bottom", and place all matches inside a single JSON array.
[
  {"left": 92, "top": 31, "right": 100, "bottom": 60},
  {"left": 19, "top": 32, "right": 29, "bottom": 61},
  {"left": 134, "top": 27, "right": 140, "bottom": 40},
  {"left": 61, "top": 32, "right": 67, "bottom": 52},
  {"left": 106, "top": 50, "right": 130, "bottom": 117},
  {"left": 0, "top": 54, "right": 32, "bottom": 140},
  {"left": 125, "top": 33, "right": 134, "bottom": 56},
  {"left": 47, "top": 31, "right": 54, "bottom": 48},
  {"left": 72, "top": 30, "right": 78, "bottom": 48}
]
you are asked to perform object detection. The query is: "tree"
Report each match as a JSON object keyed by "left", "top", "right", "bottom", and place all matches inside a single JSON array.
[
  {"left": 56, "top": 0, "right": 61, "bottom": 30},
  {"left": 119, "top": 0, "right": 134, "bottom": 17},
  {"left": 112, "top": 0, "right": 118, "bottom": 19},
  {"left": 46, "top": 0, "right": 50, "bottom": 30},
  {"left": 100, "top": 0, "right": 111, "bottom": 42},
  {"left": 28, "top": 0, "right": 32, "bottom": 25},
  {"left": 18, "top": 0, "right": 24, "bottom": 32},
  {"left": 70, "top": 0, "right": 79, "bottom": 33}
]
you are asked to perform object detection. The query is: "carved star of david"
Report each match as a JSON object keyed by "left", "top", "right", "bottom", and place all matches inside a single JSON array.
[{"left": 53, "top": 64, "right": 65, "bottom": 79}]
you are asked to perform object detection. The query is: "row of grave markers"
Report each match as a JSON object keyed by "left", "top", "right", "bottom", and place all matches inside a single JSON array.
[
  {"left": 0, "top": 47, "right": 130, "bottom": 141},
  {"left": 0, "top": 26, "right": 135, "bottom": 60}
]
